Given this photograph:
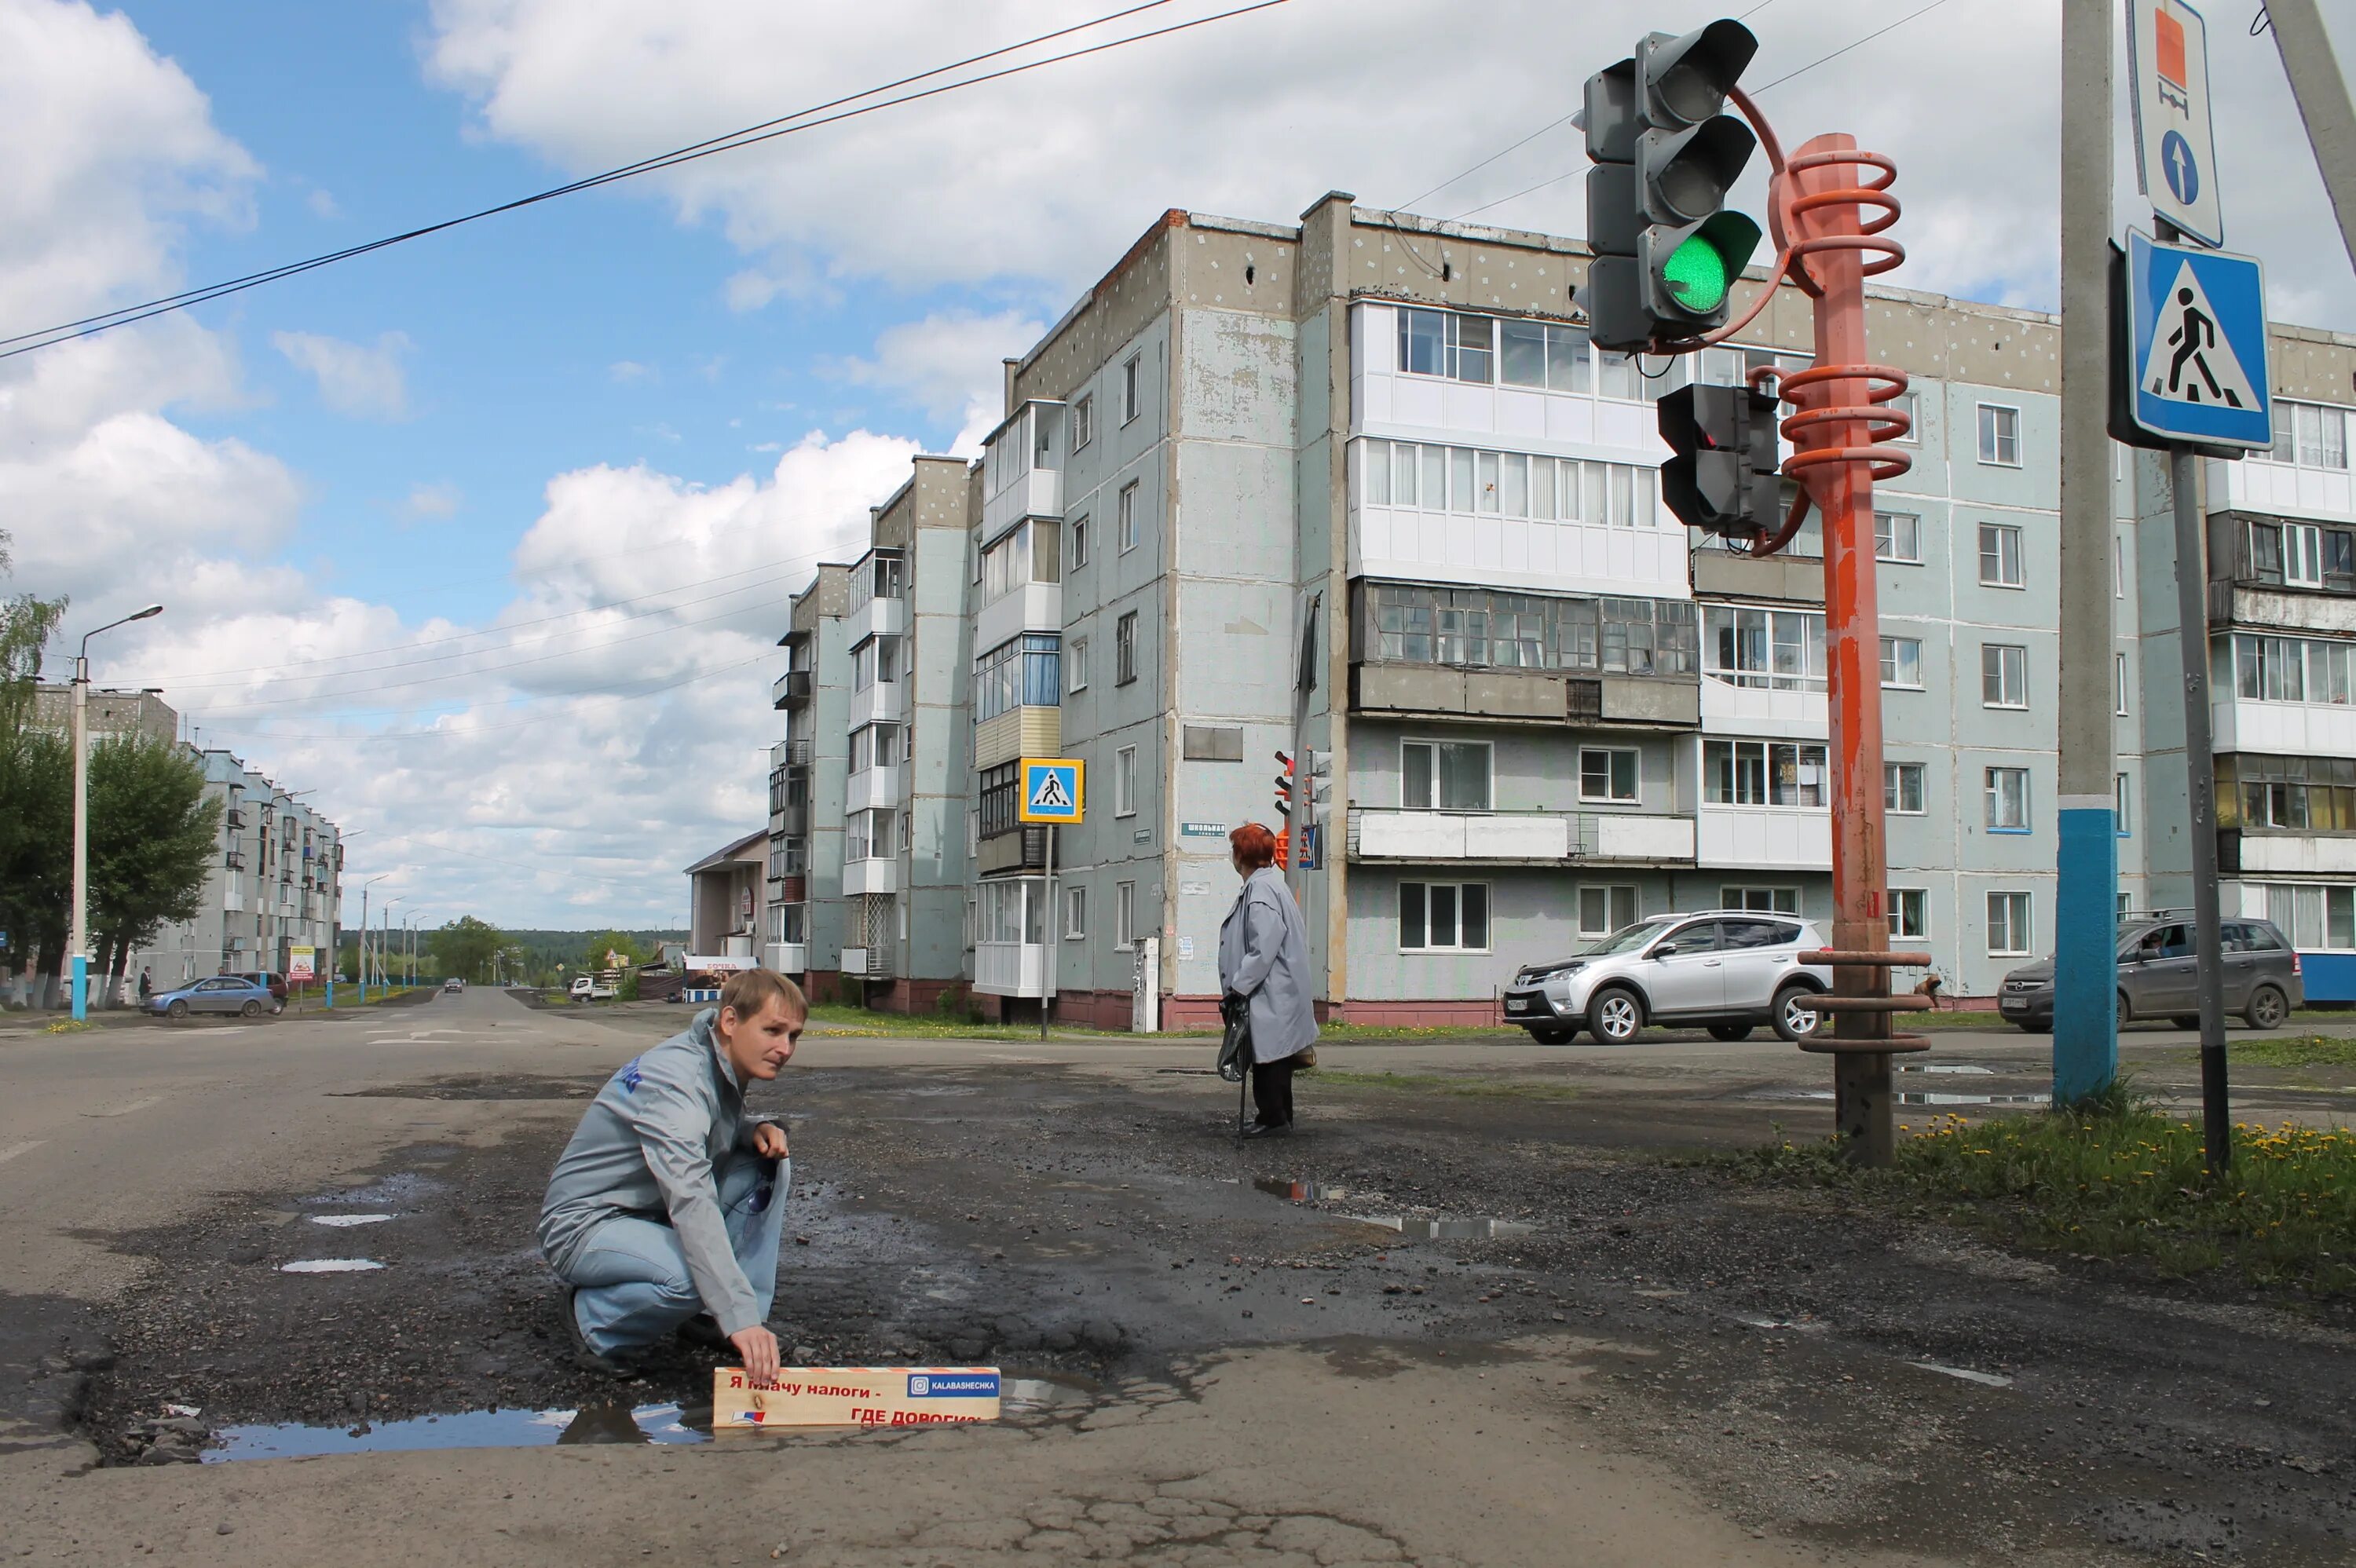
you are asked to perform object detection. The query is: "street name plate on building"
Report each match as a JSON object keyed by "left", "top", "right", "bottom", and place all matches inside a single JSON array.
[
  {"left": 1017, "top": 758, "right": 1084, "bottom": 824},
  {"left": 2127, "top": 0, "right": 2224, "bottom": 247},
  {"left": 1180, "top": 821, "right": 1227, "bottom": 838},
  {"left": 712, "top": 1366, "right": 1002, "bottom": 1429},
  {"left": 2125, "top": 228, "right": 2270, "bottom": 448}
]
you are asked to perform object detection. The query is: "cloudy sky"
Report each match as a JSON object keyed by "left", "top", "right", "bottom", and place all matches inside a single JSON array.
[{"left": 5, "top": 0, "right": 2351, "bottom": 930}]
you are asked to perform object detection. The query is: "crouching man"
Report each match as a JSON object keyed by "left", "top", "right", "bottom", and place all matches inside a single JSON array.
[{"left": 538, "top": 968, "right": 805, "bottom": 1381}]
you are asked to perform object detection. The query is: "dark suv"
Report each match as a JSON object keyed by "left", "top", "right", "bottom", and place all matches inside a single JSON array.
[
  {"left": 236, "top": 970, "right": 289, "bottom": 1005},
  {"left": 1997, "top": 916, "right": 2302, "bottom": 1032}
]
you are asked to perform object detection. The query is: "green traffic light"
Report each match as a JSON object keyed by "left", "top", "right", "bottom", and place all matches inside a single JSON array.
[{"left": 1664, "top": 234, "right": 1734, "bottom": 313}]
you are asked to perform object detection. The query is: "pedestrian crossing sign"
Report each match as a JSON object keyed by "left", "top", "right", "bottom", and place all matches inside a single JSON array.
[
  {"left": 2125, "top": 228, "right": 2270, "bottom": 450},
  {"left": 1018, "top": 758, "right": 1085, "bottom": 824}
]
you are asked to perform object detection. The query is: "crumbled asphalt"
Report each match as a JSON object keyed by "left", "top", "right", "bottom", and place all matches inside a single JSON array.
[{"left": 53, "top": 1056, "right": 2356, "bottom": 1563}]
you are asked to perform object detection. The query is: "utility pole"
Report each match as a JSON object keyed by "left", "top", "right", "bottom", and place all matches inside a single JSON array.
[
  {"left": 2053, "top": 0, "right": 2120, "bottom": 1103},
  {"left": 2263, "top": 0, "right": 2356, "bottom": 273}
]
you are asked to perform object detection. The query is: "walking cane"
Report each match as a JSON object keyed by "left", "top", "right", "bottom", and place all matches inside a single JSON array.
[{"left": 1237, "top": 1056, "right": 1250, "bottom": 1137}]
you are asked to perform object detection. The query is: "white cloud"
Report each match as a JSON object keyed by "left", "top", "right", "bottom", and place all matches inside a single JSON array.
[
  {"left": 835, "top": 308, "right": 1043, "bottom": 434},
  {"left": 305, "top": 185, "right": 339, "bottom": 220},
  {"left": 273, "top": 329, "right": 412, "bottom": 420},
  {"left": 608, "top": 359, "right": 654, "bottom": 383},
  {"left": 404, "top": 480, "right": 463, "bottom": 519},
  {"left": 420, "top": 0, "right": 2355, "bottom": 328}
]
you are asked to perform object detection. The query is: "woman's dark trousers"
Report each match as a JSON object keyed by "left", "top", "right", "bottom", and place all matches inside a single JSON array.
[{"left": 1250, "top": 1058, "right": 1294, "bottom": 1127}]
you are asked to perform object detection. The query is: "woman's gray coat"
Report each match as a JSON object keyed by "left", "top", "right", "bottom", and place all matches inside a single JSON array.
[{"left": 1216, "top": 864, "right": 1319, "bottom": 1062}]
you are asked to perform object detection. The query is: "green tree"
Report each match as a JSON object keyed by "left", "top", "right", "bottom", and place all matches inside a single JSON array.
[
  {"left": 581, "top": 930, "right": 647, "bottom": 974},
  {"left": 85, "top": 734, "right": 221, "bottom": 1005},
  {"left": 428, "top": 916, "right": 507, "bottom": 984},
  {"left": 0, "top": 530, "right": 68, "bottom": 1003}
]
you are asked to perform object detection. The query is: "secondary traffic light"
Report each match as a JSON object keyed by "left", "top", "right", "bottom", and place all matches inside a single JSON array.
[
  {"left": 1301, "top": 751, "right": 1333, "bottom": 828},
  {"left": 1583, "top": 19, "right": 1762, "bottom": 350},
  {"left": 1657, "top": 381, "right": 1781, "bottom": 539},
  {"left": 1273, "top": 751, "right": 1294, "bottom": 820}
]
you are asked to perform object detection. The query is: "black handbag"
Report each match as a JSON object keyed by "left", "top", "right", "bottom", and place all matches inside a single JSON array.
[{"left": 1216, "top": 992, "right": 1253, "bottom": 1083}]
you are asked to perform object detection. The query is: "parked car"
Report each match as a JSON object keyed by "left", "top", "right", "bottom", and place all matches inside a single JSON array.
[
  {"left": 1502, "top": 912, "right": 1833, "bottom": 1045},
  {"left": 1997, "top": 916, "right": 2302, "bottom": 1032},
  {"left": 235, "top": 970, "right": 289, "bottom": 1004},
  {"left": 569, "top": 975, "right": 616, "bottom": 1003},
  {"left": 148, "top": 975, "right": 282, "bottom": 1020}
]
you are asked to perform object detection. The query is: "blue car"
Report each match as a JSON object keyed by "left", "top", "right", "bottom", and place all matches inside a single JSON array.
[{"left": 148, "top": 975, "right": 281, "bottom": 1020}]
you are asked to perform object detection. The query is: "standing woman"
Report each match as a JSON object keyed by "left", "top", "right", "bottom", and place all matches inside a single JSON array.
[{"left": 1218, "top": 822, "right": 1319, "bottom": 1137}]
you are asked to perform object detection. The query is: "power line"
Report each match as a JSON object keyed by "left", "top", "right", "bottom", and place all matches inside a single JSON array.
[
  {"left": 1392, "top": 110, "right": 1581, "bottom": 215},
  {"left": 1750, "top": 0, "right": 1959, "bottom": 95},
  {"left": 0, "top": 1, "right": 1286, "bottom": 362}
]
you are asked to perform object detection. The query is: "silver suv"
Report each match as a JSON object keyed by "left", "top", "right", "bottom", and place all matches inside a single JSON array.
[
  {"left": 1502, "top": 912, "right": 1834, "bottom": 1045},
  {"left": 1997, "top": 915, "right": 2303, "bottom": 1032}
]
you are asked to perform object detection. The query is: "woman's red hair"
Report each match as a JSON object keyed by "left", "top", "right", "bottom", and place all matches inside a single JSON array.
[{"left": 1230, "top": 821, "right": 1279, "bottom": 870}]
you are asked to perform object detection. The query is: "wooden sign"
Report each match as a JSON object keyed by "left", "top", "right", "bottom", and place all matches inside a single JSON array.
[{"left": 712, "top": 1366, "right": 1002, "bottom": 1429}]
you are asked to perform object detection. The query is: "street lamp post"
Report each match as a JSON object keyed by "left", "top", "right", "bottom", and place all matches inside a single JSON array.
[
  {"left": 383, "top": 897, "right": 404, "bottom": 992},
  {"left": 354, "top": 872, "right": 389, "bottom": 1006},
  {"left": 68, "top": 604, "right": 163, "bottom": 1021}
]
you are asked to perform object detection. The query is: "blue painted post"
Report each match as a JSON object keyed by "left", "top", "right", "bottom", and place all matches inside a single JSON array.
[
  {"left": 2053, "top": 805, "right": 2120, "bottom": 1102},
  {"left": 70, "top": 953, "right": 88, "bottom": 1022}
]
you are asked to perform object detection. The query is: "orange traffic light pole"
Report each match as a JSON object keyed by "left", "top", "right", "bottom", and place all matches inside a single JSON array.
[{"left": 1695, "top": 104, "right": 1932, "bottom": 1162}]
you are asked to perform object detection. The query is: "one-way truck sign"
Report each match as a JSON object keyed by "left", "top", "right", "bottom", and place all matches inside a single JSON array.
[{"left": 2121, "top": 228, "right": 2272, "bottom": 451}]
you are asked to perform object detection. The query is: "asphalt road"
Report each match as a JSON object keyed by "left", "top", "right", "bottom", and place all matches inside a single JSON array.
[{"left": 1, "top": 988, "right": 2350, "bottom": 1566}]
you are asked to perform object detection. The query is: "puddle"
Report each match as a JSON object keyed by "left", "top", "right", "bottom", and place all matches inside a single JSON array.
[
  {"left": 204, "top": 1378, "right": 1099, "bottom": 1461},
  {"left": 1729, "top": 1314, "right": 1828, "bottom": 1332},
  {"left": 279, "top": 1259, "right": 385, "bottom": 1274},
  {"left": 302, "top": 1173, "right": 436, "bottom": 1207},
  {"left": 1898, "top": 1064, "right": 1996, "bottom": 1076},
  {"left": 308, "top": 1214, "right": 394, "bottom": 1228},
  {"left": 1253, "top": 1178, "right": 1531, "bottom": 1241},
  {"left": 1910, "top": 1361, "right": 2014, "bottom": 1388},
  {"left": 206, "top": 1402, "right": 704, "bottom": 1460}
]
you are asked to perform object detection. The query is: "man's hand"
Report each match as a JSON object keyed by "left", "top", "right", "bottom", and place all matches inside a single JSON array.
[
  {"left": 731, "top": 1325, "right": 781, "bottom": 1385},
  {"left": 751, "top": 1121, "right": 789, "bottom": 1160}
]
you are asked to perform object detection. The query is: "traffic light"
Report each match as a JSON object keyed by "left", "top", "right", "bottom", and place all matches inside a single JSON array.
[
  {"left": 1272, "top": 750, "right": 1294, "bottom": 820},
  {"left": 1583, "top": 20, "right": 1762, "bottom": 350},
  {"left": 1658, "top": 381, "right": 1782, "bottom": 539},
  {"left": 1301, "top": 750, "right": 1333, "bottom": 828}
]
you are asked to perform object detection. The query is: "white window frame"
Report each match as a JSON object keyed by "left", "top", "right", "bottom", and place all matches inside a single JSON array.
[
  {"left": 1576, "top": 884, "right": 1637, "bottom": 938},
  {"left": 2285, "top": 521, "right": 2325, "bottom": 588},
  {"left": 1884, "top": 761, "right": 1926, "bottom": 815},
  {"left": 1720, "top": 886, "right": 1800, "bottom": 914},
  {"left": 1977, "top": 522, "right": 2025, "bottom": 588},
  {"left": 1073, "top": 394, "right": 1094, "bottom": 451},
  {"left": 1070, "top": 514, "right": 1088, "bottom": 568},
  {"left": 1880, "top": 635, "right": 1923, "bottom": 689},
  {"left": 1064, "top": 886, "right": 1087, "bottom": 939},
  {"left": 2116, "top": 771, "right": 2133, "bottom": 837},
  {"left": 1067, "top": 636, "right": 1088, "bottom": 693},
  {"left": 1115, "top": 881, "right": 1136, "bottom": 950},
  {"left": 1118, "top": 481, "right": 1140, "bottom": 553},
  {"left": 1704, "top": 739, "right": 1828, "bottom": 808},
  {"left": 1397, "top": 880, "right": 1492, "bottom": 952},
  {"left": 1985, "top": 766, "right": 2032, "bottom": 832},
  {"left": 1886, "top": 389, "right": 1919, "bottom": 445},
  {"left": 2115, "top": 651, "right": 2130, "bottom": 715},
  {"left": 1400, "top": 738, "right": 1494, "bottom": 812},
  {"left": 1874, "top": 510, "right": 1922, "bottom": 563},
  {"left": 1121, "top": 356, "right": 1141, "bottom": 424},
  {"left": 1981, "top": 642, "right": 2029, "bottom": 709},
  {"left": 1115, "top": 612, "right": 1139, "bottom": 685},
  {"left": 1114, "top": 744, "right": 1138, "bottom": 818},
  {"left": 1987, "top": 890, "right": 2033, "bottom": 956},
  {"left": 1887, "top": 888, "right": 1929, "bottom": 941},
  {"left": 1977, "top": 403, "right": 2021, "bottom": 466},
  {"left": 1577, "top": 746, "right": 1640, "bottom": 804}
]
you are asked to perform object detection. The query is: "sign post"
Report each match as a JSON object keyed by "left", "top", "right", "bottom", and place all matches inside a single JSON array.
[
  {"left": 1017, "top": 758, "right": 1084, "bottom": 1040},
  {"left": 289, "top": 945, "right": 316, "bottom": 1014},
  {"left": 2114, "top": 227, "right": 2273, "bottom": 1175}
]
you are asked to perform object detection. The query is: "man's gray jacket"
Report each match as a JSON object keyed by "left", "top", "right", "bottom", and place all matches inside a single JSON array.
[{"left": 538, "top": 1009, "right": 776, "bottom": 1334}]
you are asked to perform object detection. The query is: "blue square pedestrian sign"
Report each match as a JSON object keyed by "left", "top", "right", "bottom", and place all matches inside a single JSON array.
[
  {"left": 2126, "top": 228, "right": 2270, "bottom": 450},
  {"left": 1017, "top": 758, "right": 1085, "bottom": 824}
]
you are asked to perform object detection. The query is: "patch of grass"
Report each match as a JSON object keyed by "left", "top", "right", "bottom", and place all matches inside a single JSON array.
[
  {"left": 1311, "top": 1068, "right": 1579, "bottom": 1102},
  {"left": 800, "top": 1004, "right": 1121, "bottom": 1040},
  {"left": 1728, "top": 1102, "right": 2356, "bottom": 1296},
  {"left": 2232, "top": 1034, "right": 2356, "bottom": 1069}
]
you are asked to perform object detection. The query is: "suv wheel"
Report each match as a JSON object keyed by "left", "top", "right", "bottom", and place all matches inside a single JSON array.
[
  {"left": 1586, "top": 985, "right": 1644, "bottom": 1045},
  {"left": 1529, "top": 1025, "right": 1575, "bottom": 1045},
  {"left": 1771, "top": 986, "right": 1823, "bottom": 1043},
  {"left": 1706, "top": 1022, "right": 1754, "bottom": 1042},
  {"left": 2244, "top": 984, "right": 2289, "bottom": 1030}
]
